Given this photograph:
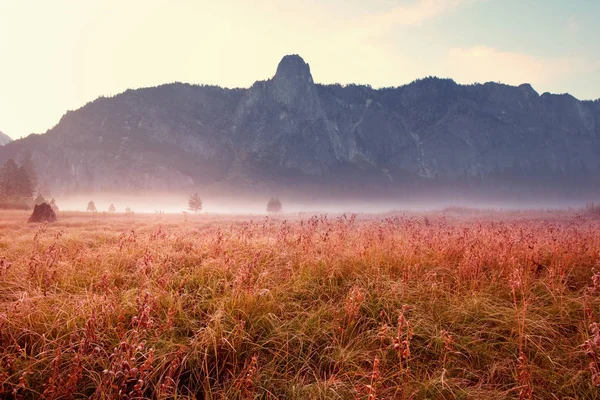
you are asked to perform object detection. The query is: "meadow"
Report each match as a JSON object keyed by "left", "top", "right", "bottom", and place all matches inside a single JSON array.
[{"left": 1, "top": 208, "right": 599, "bottom": 399}]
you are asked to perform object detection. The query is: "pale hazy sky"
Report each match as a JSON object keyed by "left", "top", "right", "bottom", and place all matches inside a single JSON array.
[{"left": 1, "top": 0, "right": 599, "bottom": 139}]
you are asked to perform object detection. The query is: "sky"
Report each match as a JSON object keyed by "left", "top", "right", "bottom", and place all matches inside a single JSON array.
[{"left": 0, "top": 0, "right": 599, "bottom": 140}]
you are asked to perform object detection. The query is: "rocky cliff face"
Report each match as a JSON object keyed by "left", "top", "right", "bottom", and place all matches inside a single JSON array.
[
  {"left": 0, "top": 131, "right": 11, "bottom": 146},
  {"left": 1, "top": 55, "right": 599, "bottom": 197},
  {"left": 234, "top": 55, "right": 345, "bottom": 176}
]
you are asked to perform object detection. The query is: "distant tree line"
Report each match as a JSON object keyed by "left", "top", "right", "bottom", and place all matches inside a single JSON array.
[
  {"left": 0, "top": 158, "right": 34, "bottom": 209},
  {"left": 1, "top": 154, "right": 286, "bottom": 215},
  {"left": 0, "top": 153, "right": 60, "bottom": 213}
]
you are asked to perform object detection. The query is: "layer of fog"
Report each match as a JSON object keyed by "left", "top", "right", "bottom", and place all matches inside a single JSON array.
[{"left": 53, "top": 193, "right": 597, "bottom": 215}]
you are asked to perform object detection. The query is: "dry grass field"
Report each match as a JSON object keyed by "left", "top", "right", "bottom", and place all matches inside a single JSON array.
[{"left": 1, "top": 209, "right": 600, "bottom": 399}]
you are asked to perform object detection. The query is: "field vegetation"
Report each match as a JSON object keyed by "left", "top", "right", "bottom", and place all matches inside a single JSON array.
[{"left": 1, "top": 209, "right": 600, "bottom": 399}]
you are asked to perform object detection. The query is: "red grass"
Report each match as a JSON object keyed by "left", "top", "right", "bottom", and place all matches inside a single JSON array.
[{"left": 0, "top": 209, "right": 599, "bottom": 398}]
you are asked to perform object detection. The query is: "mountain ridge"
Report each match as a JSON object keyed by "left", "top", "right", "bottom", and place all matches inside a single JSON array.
[{"left": 1, "top": 55, "right": 599, "bottom": 198}]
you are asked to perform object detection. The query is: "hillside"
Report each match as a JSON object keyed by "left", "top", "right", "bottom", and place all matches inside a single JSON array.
[{"left": 1, "top": 55, "right": 599, "bottom": 198}]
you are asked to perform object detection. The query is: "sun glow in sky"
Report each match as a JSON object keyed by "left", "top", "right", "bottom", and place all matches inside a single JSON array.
[{"left": 0, "top": 0, "right": 599, "bottom": 139}]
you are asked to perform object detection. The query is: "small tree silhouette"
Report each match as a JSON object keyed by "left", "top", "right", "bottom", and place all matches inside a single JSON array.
[
  {"left": 267, "top": 197, "right": 282, "bottom": 214},
  {"left": 108, "top": 204, "right": 116, "bottom": 213},
  {"left": 188, "top": 193, "right": 203, "bottom": 213},
  {"left": 87, "top": 201, "right": 97, "bottom": 212}
]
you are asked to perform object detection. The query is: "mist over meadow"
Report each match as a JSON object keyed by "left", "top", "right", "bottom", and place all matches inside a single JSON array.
[{"left": 2, "top": 1, "right": 600, "bottom": 398}]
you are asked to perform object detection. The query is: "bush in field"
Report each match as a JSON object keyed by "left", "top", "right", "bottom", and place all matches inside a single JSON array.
[
  {"left": 86, "top": 200, "right": 97, "bottom": 212},
  {"left": 28, "top": 202, "right": 56, "bottom": 223},
  {"left": 108, "top": 203, "right": 116, "bottom": 213},
  {"left": 188, "top": 193, "right": 203, "bottom": 213},
  {"left": 266, "top": 197, "right": 282, "bottom": 213}
]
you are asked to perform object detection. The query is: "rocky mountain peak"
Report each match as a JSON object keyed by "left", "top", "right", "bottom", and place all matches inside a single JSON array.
[
  {"left": 274, "top": 54, "right": 313, "bottom": 84},
  {"left": 272, "top": 55, "right": 320, "bottom": 114}
]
